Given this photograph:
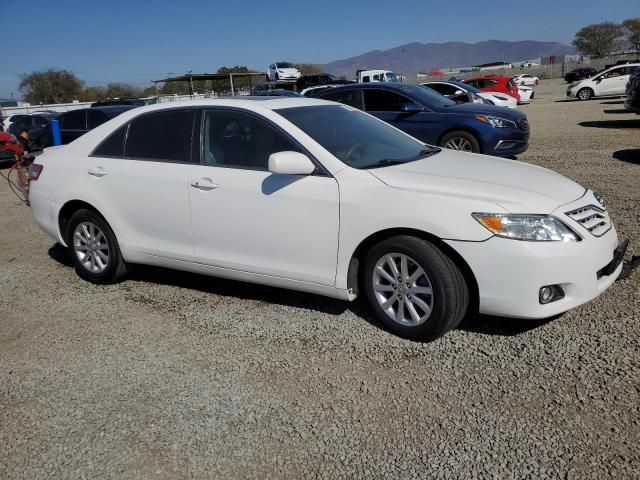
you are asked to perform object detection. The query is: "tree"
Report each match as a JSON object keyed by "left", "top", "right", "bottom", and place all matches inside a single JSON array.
[
  {"left": 294, "top": 63, "right": 324, "bottom": 75},
  {"left": 216, "top": 65, "right": 253, "bottom": 75},
  {"left": 19, "top": 69, "right": 84, "bottom": 104},
  {"left": 103, "top": 83, "right": 143, "bottom": 99},
  {"left": 572, "top": 22, "right": 624, "bottom": 57},
  {"left": 622, "top": 18, "right": 640, "bottom": 54}
]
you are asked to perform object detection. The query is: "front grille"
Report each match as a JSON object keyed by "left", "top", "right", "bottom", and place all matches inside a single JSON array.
[
  {"left": 566, "top": 205, "right": 611, "bottom": 237},
  {"left": 517, "top": 118, "right": 529, "bottom": 132}
]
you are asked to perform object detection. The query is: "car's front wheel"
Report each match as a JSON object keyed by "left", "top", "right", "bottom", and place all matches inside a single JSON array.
[
  {"left": 439, "top": 131, "right": 481, "bottom": 153},
  {"left": 577, "top": 88, "right": 593, "bottom": 101},
  {"left": 66, "top": 209, "right": 128, "bottom": 284},
  {"left": 363, "top": 236, "right": 469, "bottom": 341}
]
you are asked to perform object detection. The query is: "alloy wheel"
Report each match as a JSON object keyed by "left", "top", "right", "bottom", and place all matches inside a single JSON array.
[
  {"left": 444, "top": 137, "right": 473, "bottom": 151},
  {"left": 578, "top": 89, "right": 592, "bottom": 100},
  {"left": 372, "top": 252, "right": 435, "bottom": 326},
  {"left": 73, "top": 221, "right": 110, "bottom": 273}
]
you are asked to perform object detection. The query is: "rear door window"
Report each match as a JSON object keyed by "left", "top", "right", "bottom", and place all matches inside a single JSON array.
[{"left": 124, "top": 109, "right": 196, "bottom": 162}]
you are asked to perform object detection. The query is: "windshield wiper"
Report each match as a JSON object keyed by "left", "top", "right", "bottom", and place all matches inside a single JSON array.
[
  {"left": 416, "top": 147, "right": 441, "bottom": 159},
  {"left": 366, "top": 159, "right": 408, "bottom": 169}
]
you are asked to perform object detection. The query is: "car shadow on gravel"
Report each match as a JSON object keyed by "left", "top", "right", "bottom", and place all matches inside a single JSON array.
[
  {"left": 613, "top": 149, "right": 640, "bottom": 165},
  {"left": 603, "top": 109, "right": 634, "bottom": 114},
  {"left": 48, "top": 243, "right": 361, "bottom": 318},
  {"left": 600, "top": 100, "right": 625, "bottom": 105},
  {"left": 457, "top": 315, "right": 554, "bottom": 336},
  {"left": 47, "top": 243, "right": 558, "bottom": 339},
  {"left": 579, "top": 119, "right": 640, "bottom": 129}
]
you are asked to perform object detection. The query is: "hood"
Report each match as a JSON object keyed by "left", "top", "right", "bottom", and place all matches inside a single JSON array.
[
  {"left": 367, "top": 149, "right": 585, "bottom": 213},
  {"left": 440, "top": 102, "right": 525, "bottom": 121}
]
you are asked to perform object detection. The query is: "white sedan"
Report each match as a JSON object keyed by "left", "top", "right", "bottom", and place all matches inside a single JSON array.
[
  {"left": 513, "top": 74, "right": 539, "bottom": 86},
  {"left": 28, "top": 98, "right": 625, "bottom": 341}
]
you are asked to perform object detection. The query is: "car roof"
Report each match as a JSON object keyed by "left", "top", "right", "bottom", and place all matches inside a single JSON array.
[{"left": 90, "top": 97, "right": 334, "bottom": 117}]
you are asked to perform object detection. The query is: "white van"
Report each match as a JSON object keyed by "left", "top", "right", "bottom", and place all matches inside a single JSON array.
[{"left": 357, "top": 70, "right": 399, "bottom": 83}]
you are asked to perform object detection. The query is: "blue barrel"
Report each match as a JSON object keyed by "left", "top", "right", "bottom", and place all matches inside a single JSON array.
[{"left": 50, "top": 119, "right": 62, "bottom": 146}]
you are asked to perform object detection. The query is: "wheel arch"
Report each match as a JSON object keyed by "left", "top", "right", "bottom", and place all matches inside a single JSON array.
[
  {"left": 58, "top": 199, "right": 112, "bottom": 246},
  {"left": 347, "top": 227, "right": 479, "bottom": 314}
]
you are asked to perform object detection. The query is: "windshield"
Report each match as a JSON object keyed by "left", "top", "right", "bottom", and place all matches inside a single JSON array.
[
  {"left": 394, "top": 83, "right": 457, "bottom": 108},
  {"left": 276, "top": 62, "right": 294, "bottom": 68},
  {"left": 450, "top": 81, "right": 481, "bottom": 94},
  {"left": 276, "top": 105, "right": 439, "bottom": 169}
]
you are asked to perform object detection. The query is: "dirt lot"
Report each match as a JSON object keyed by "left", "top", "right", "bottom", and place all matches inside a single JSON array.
[{"left": 1, "top": 80, "right": 639, "bottom": 479}]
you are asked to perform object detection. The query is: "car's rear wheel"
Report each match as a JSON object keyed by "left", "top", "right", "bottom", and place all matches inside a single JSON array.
[
  {"left": 66, "top": 209, "right": 128, "bottom": 284},
  {"left": 439, "top": 131, "right": 481, "bottom": 153},
  {"left": 363, "top": 236, "right": 469, "bottom": 341},
  {"left": 577, "top": 88, "right": 593, "bottom": 101}
]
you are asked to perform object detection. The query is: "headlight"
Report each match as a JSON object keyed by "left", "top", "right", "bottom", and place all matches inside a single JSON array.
[
  {"left": 472, "top": 213, "right": 579, "bottom": 242},
  {"left": 474, "top": 115, "right": 517, "bottom": 128},
  {"left": 9, "top": 134, "right": 18, "bottom": 144}
]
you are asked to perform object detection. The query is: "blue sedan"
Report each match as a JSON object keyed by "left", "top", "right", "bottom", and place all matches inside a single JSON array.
[{"left": 313, "top": 83, "right": 529, "bottom": 158}]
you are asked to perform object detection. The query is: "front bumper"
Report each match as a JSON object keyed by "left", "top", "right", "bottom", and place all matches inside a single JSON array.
[
  {"left": 445, "top": 193, "right": 623, "bottom": 319},
  {"left": 484, "top": 128, "right": 530, "bottom": 158}
]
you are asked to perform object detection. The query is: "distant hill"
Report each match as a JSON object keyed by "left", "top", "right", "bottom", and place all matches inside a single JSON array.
[{"left": 322, "top": 40, "right": 576, "bottom": 78}]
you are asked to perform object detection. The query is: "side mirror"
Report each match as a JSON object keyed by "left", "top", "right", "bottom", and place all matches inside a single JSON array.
[
  {"left": 400, "top": 103, "right": 422, "bottom": 113},
  {"left": 454, "top": 90, "right": 464, "bottom": 96},
  {"left": 268, "top": 151, "right": 316, "bottom": 175}
]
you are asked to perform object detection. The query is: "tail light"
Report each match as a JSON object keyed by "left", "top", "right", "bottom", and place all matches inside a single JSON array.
[{"left": 28, "top": 163, "right": 43, "bottom": 180}]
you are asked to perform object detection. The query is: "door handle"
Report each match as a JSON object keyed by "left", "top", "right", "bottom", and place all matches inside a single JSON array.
[
  {"left": 88, "top": 167, "right": 107, "bottom": 177},
  {"left": 191, "top": 178, "right": 218, "bottom": 190}
]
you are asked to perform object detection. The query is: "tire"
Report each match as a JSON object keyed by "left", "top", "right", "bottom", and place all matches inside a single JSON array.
[
  {"left": 577, "top": 88, "right": 593, "bottom": 101},
  {"left": 65, "top": 208, "right": 128, "bottom": 284},
  {"left": 265, "top": 74, "right": 270, "bottom": 82},
  {"left": 363, "top": 235, "right": 469, "bottom": 342},
  {"left": 275, "top": 73, "right": 279, "bottom": 81},
  {"left": 439, "top": 130, "right": 481, "bottom": 153}
]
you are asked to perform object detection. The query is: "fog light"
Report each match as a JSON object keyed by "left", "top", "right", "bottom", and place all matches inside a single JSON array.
[{"left": 539, "top": 285, "right": 565, "bottom": 304}]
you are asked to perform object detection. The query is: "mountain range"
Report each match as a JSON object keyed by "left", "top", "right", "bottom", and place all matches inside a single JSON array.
[{"left": 321, "top": 40, "right": 576, "bottom": 78}]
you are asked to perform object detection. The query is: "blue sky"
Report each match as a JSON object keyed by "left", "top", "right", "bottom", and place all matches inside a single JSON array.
[{"left": 1, "top": 0, "right": 638, "bottom": 98}]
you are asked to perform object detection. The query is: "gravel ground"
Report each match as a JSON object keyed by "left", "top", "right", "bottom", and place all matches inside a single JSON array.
[{"left": 1, "top": 80, "right": 639, "bottom": 479}]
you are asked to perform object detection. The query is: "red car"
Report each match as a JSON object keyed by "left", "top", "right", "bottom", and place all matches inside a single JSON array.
[
  {"left": 463, "top": 75, "right": 520, "bottom": 102},
  {"left": 0, "top": 131, "right": 24, "bottom": 164}
]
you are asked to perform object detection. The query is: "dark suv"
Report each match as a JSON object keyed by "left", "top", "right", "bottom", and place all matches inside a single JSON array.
[
  {"left": 625, "top": 68, "right": 640, "bottom": 114},
  {"left": 564, "top": 67, "right": 598, "bottom": 83}
]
